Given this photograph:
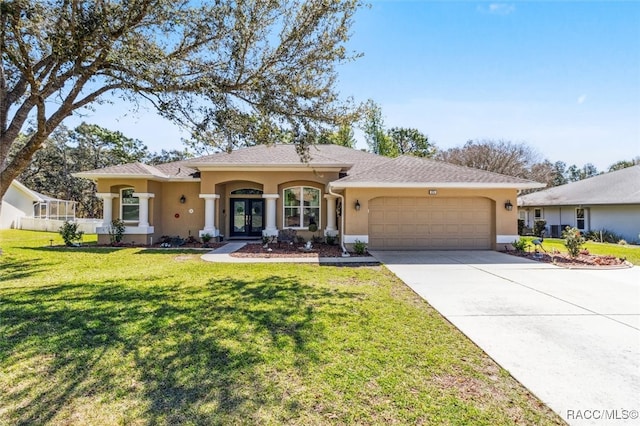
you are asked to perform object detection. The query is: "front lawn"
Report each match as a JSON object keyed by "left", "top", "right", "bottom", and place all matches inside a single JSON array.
[
  {"left": 521, "top": 236, "right": 640, "bottom": 265},
  {"left": 1, "top": 230, "right": 562, "bottom": 425}
]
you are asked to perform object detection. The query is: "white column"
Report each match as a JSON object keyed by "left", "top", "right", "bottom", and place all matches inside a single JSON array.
[
  {"left": 262, "top": 194, "right": 280, "bottom": 237},
  {"left": 324, "top": 194, "right": 338, "bottom": 237},
  {"left": 324, "top": 194, "right": 338, "bottom": 236},
  {"left": 96, "top": 193, "right": 119, "bottom": 226},
  {"left": 132, "top": 192, "right": 155, "bottom": 227},
  {"left": 199, "top": 194, "right": 220, "bottom": 237}
]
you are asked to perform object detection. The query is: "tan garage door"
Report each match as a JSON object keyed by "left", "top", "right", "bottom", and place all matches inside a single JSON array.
[{"left": 368, "top": 197, "right": 493, "bottom": 250}]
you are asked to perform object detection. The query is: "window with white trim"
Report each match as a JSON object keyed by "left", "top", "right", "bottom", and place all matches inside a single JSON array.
[
  {"left": 576, "top": 208, "right": 585, "bottom": 230},
  {"left": 283, "top": 186, "right": 321, "bottom": 229},
  {"left": 121, "top": 188, "right": 139, "bottom": 222},
  {"left": 534, "top": 208, "right": 543, "bottom": 221}
]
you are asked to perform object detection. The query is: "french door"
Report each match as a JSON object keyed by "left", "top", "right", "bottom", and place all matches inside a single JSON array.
[{"left": 230, "top": 199, "right": 264, "bottom": 237}]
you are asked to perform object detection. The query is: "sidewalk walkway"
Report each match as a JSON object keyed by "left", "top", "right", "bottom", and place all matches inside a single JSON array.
[{"left": 200, "top": 243, "right": 378, "bottom": 264}]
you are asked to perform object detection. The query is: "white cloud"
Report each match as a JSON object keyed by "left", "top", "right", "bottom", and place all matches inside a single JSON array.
[
  {"left": 478, "top": 3, "right": 516, "bottom": 16},
  {"left": 577, "top": 94, "right": 587, "bottom": 104}
]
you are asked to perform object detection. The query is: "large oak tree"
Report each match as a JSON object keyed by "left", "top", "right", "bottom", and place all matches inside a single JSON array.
[{"left": 0, "top": 0, "right": 361, "bottom": 199}]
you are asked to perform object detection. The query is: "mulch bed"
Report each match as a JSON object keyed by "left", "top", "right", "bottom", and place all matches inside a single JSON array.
[
  {"left": 230, "top": 242, "right": 367, "bottom": 258},
  {"left": 507, "top": 250, "right": 631, "bottom": 269}
]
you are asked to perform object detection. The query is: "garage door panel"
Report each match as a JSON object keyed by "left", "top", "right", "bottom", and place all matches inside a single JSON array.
[
  {"left": 399, "top": 211, "right": 415, "bottom": 222},
  {"left": 369, "top": 211, "right": 385, "bottom": 224},
  {"left": 368, "top": 197, "right": 493, "bottom": 250},
  {"left": 431, "top": 212, "right": 445, "bottom": 222}
]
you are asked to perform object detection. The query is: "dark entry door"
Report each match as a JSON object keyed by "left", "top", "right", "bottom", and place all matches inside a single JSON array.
[{"left": 230, "top": 199, "right": 264, "bottom": 237}]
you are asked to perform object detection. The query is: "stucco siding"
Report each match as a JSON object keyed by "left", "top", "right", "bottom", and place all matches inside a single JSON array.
[{"left": 342, "top": 187, "right": 516, "bottom": 249}]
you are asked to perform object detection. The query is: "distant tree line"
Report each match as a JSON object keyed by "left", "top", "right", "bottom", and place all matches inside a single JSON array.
[
  {"left": 16, "top": 123, "right": 192, "bottom": 218},
  {"left": 356, "top": 100, "right": 638, "bottom": 191},
  {"left": 17, "top": 102, "right": 638, "bottom": 218}
]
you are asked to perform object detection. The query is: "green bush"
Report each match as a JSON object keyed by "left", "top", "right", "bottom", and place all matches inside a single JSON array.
[
  {"left": 108, "top": 219, "right": 126, "bottom": 245},
  {"left": 517, "top": 219, "right": 525, "bottom": 236},
  {"left": 353, "top": 240, "right": 366, "bottom": 255},
  {"left": 584, "top": 229, "right": 624, "bottom": 243},
  {"left": 325, "top": 235, "right": 337, "bottom": 246},
  {"left": 511, "top": 238, "right": 529, "bottom": 253},
  {"left": 533, "top": 220, "right": 546, "bottom": 237},
  {"left": 59, "top": 221, "right": 84, "bottom": 246},
  {"left": 562, "top": 226, "right": 585, "bottom": 258}
]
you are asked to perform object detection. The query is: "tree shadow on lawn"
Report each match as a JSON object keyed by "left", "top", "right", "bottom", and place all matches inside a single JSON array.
[
  {"left": 0, "top": 275, "right": 357, "bottom": 424},
  {"left": 18, "top": 246, "right": 122, "bottom": 254},
  {"left": 0, "top": 257, "right": 51, "bottom": 281}
]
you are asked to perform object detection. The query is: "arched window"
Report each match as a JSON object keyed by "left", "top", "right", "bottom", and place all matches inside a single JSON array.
[
  {"left": 230, "top": 188, "right": 263, "bottom": 195},
  {"left": 120, "top": 188, "right": 139, "bottom": 223},
  {"left": 283, "top": 186, "right": 321, "bottom": 229}
]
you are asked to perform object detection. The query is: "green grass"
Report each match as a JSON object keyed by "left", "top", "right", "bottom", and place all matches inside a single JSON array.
[
  {"left": 1, "top": 230, "right": 562, "bottom": 425},
  {"left": 521, "top": 236, "right": 640, "bottom": 265}
]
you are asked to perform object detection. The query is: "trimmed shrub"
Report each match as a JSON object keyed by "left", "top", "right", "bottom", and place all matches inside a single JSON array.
[
  {"left": 511, "top": 238, "right": 529, "bottom": 253},
  {"left": 533, "top": 220, "right": 546, "bottom": 237},
  {"left": 59, "top": 221, "right": 84, "bottom": 246},
  {"left": 353, "top": 240, "right": 366, "bottom": 255},
  {"left": 517, "top": 219, "right": 525, "bottom": 236},
  {"left": 108, "top": 219, "right": 126, "bottom": 245},
  {"left": 562, "top": 226, "right": 585, "bottom": 258}
]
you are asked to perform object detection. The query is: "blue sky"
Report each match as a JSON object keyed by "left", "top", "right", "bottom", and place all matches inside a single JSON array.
[{"left": 67, "top": 1, "right": 640, "bottom": 171}]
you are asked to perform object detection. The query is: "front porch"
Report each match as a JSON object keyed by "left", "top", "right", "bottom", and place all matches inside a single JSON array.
[{"left": 94, "top": 179, "right": 340, "bottom": 245}]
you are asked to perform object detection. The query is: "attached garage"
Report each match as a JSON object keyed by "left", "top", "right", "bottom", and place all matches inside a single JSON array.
[{"left": 368, "top": 197, "right": 493, "bottom": 250}]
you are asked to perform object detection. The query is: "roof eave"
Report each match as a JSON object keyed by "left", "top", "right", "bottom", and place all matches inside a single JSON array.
[
  {"left": 10, "top": 180, "right": 44, "bottom": 201},
  {"left": 72, "top": 172, "right": 200, "bottom": 182},
  {"left": 191, "top": 164, "right": 346, "bottom": 172},
  {"left": 518, "top": 200, "right": 640, "bottom": 207},
  {"left": 330, "top": 181, "right": 546, "bottom": 190}
]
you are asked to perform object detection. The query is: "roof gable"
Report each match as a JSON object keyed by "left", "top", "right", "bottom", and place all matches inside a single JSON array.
[{"left": 518, "top": 165, "right": 640, "bottom": 206}]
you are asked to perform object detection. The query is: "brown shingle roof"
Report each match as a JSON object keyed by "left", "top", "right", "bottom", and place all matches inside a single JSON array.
[
  {"left": 73, "top": 144, "right": 543, "bottom": 189},
  {"left": 185, "top": 144, "right": 390, "bottom": 172},
  {"left": 74, "top": 162, "right": 197, "bottom": 180},
  {"left": 331, "top": 155, "right": 544, "bottom": 189}
]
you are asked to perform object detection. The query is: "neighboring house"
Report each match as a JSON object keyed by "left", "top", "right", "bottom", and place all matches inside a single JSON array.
[
  {"left": 518, "top": 165, "right": 640, "bottom": 243},
  {"left": 74, "top": 144, "right": 542, "bottom": 250},
  {"left": 1, "top": 180, "right": 92, "bottom": 232},
  {"left": 1, "top": 181, "right": 43, "bottom": 229}
]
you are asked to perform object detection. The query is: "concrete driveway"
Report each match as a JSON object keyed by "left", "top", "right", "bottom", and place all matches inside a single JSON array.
[{"left": 370, "top": 250, "right": 640, "bottom": 425}]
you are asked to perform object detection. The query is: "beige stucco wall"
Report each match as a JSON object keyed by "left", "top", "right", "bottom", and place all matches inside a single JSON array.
[
  {"left": 95, "top": 174, "right": 520, "bottom": 249},
  {"left": 158, "top": 182, "right": 203, "bottom": 238},
  {"left": 96, "top": 170, "right": 339, "bottom": 242},
  {"left": 200, "top": 170, "right": 337, "bottom": 194},
  {"left": 202, "top": 171, "right": 338, "bottom": 239},
  {"left": 340, "top": 187, "right": 519, "bottom": 249},
  {"left": 96, "top": 178, "right": 199, "bottom": 244}
]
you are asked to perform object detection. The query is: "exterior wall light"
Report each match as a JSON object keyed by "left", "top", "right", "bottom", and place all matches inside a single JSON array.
[
  {"left": 180, "top": 195, "right": 186, "bottom": 204},
  {"left": 355, "top": 200, "right": 361, "bottom": 211},
  {"left": 504, "top": 200, "right": 513, "bottom": 211}
]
